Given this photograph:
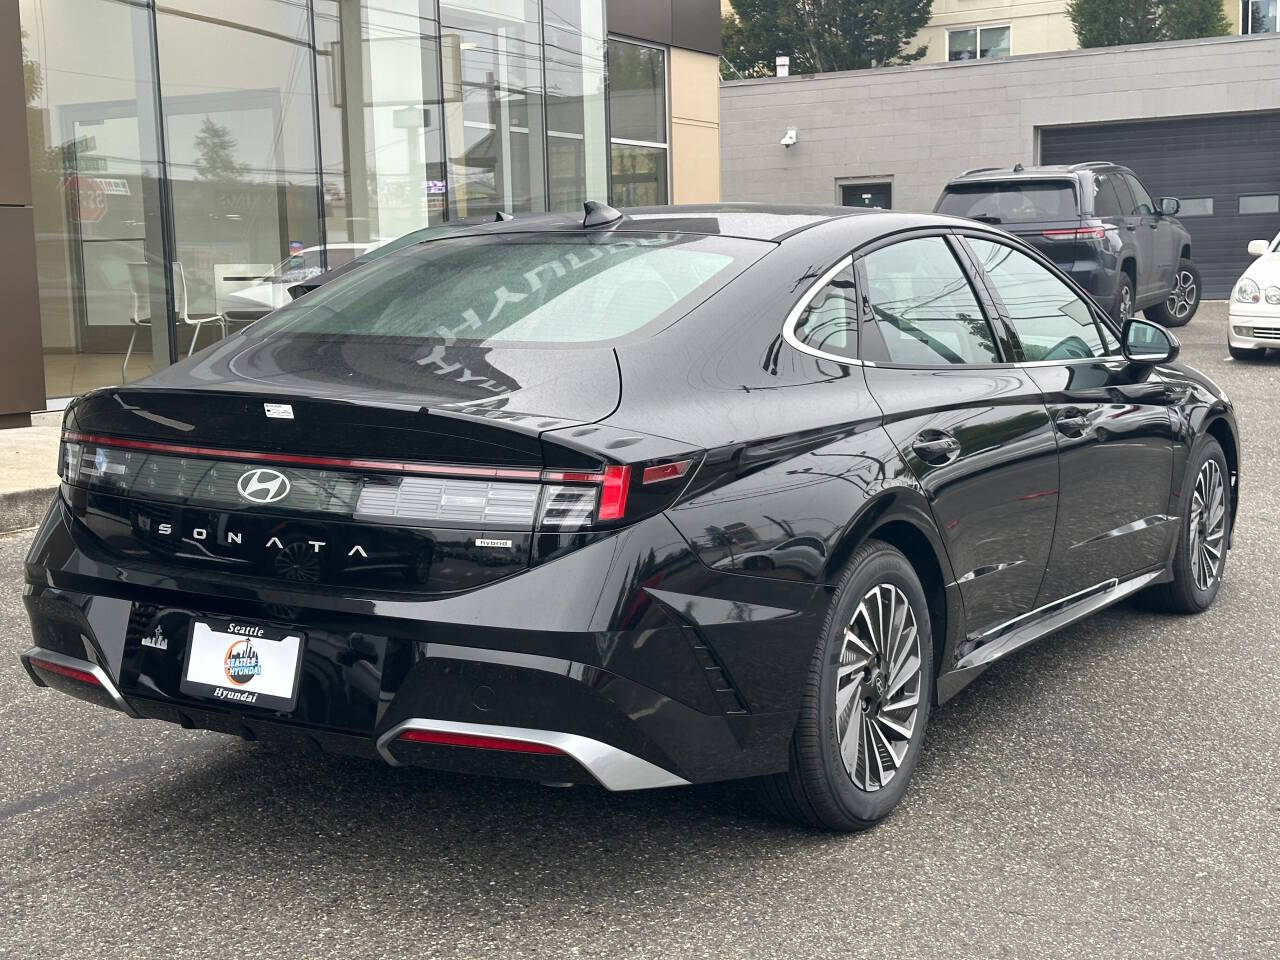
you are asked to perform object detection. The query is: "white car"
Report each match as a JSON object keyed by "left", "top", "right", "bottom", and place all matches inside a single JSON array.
[
  {"left": 1229, "top": 232, "right": 1280, "bottom": 360},
  {"left": 220, "top": 243, "right": 381, "bottom": 322}
]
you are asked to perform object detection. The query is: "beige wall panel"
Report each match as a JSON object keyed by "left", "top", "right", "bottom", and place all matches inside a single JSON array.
[{"left": 671, "top": 121, "right": 720, "bottom": 203}]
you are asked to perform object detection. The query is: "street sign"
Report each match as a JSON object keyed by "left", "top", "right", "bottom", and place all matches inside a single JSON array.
[{"left": 64, "top": 174, "right": 108, "bottom": 224}]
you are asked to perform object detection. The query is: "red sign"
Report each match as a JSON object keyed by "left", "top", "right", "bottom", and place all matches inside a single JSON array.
[{"left": 65, "top": 174, "right": 108, "bottom": 224}]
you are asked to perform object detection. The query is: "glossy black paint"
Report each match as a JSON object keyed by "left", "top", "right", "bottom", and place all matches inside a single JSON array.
[{"left": 23, "top": 204, "right": 1239, "bottom": 790}]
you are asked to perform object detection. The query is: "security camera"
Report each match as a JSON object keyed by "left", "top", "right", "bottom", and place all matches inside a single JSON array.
[{"left": 780, "top": 128, "right": 798, "bottom": 148}]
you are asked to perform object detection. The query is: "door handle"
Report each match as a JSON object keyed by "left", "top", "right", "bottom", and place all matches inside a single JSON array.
[
  {"left": 911, "top": 431, "right": 961, "bottom": 465},
  {"left": 1125, "top": 223, "right": 1136, "bottom": 232},
  {"left": 1055, "top": 410, "right": 1092, "bottom": 436}
]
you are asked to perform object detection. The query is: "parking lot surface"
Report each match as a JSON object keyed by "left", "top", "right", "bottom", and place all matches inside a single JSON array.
[{"left": 2, "top": 303, "right": 1278, "bottom": 959}]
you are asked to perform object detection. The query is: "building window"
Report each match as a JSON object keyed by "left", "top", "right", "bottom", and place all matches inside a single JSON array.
[
  {"left": 947, "top": 25, "right": 1011, "bottom": 62},
  {"left": 1242, "top": 0, "right": 1278, "bottom": 33},
  {"left": 1178, "top": 198, "right": 1214, "bottom": 217},
  {"left": 1239, "top": 194, "right": 1280, "bottom": 215},
  {"left": 607, "top": 38, "right": 668, "bottom": 206},
  {"left": 839, "top": 181, "right": 892, "bottom": 209}
]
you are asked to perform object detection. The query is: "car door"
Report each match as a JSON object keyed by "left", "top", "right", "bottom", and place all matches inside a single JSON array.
[
  {"left": 961, "top": 233, "right": 1177, "bottom": 607},
  {"left": 856, "top": 233, "right": 1061, "bottom": 640},
  {"left": 1122, "top": 173, "right": 1170, "bottom": 300}
]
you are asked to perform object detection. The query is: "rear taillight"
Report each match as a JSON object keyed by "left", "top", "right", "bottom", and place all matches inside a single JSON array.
[
  {"left": 60, "top": 432, "right": 701, "bottom": 533},
  {"left": 1042, "top": 226, "right": 1106, "bottom": 240}
]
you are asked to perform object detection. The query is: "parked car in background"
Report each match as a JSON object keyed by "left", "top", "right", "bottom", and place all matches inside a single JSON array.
[
  {"left": 220, "top": 242, "right": 381, "bottom": 321},
  {"left": 1228, "top": 232, "right": 1280, "bottom": 360},
  {"left": 21, "top": 204, "right": 1239, "bottom": 832},
  {"left": 936, "top": 163, "right": 1200, "bottom": 327}
]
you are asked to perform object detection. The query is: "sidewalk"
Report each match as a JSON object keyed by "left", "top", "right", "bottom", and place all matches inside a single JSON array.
[{"left": 0, "top": 411, "right": 60, "bottom": 534}]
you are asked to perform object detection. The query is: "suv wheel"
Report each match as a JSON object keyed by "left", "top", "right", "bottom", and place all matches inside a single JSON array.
[
  {"left": 756, "top": 539, "right": 933, "bottom": 831},
  {"left": 1112, "top": 273, "right": 1134, "bottom": 324},
  {"left": 1145, "top": 259, "right": 1201, "bottom": 327}
]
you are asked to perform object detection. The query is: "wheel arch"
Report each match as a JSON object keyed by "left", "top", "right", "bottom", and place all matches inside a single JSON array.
[
  {"left": 1203, "top": 415, "right": 1240, "bottom": 539},
  {"left": 824, "top": 490, "right": 961, "bottom": 702}
]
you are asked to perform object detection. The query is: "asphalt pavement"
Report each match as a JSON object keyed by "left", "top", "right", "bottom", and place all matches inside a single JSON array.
[{"left": 2, "top": 303, "right": 1278, "bottom": 959}]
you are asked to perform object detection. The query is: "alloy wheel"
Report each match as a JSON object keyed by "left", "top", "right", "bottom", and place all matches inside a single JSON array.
[
  {"left": 835, "top": 583, "right": 923, "bottom": 792},
  {"left": 1166, "top": 270, "right": 1197, "bottom": 320},
  {"left": 1189, "top": 459, "right": 1226, "bottom": 592}
]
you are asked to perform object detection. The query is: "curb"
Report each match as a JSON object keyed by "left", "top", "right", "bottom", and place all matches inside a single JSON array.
[{"left": 0, "top": 487, "right": 55, "bottom": 536}]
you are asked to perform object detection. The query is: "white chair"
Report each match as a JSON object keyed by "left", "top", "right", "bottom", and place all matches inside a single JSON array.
[{"left": 124, "top": 262, "right": 227, "bottom": 380}]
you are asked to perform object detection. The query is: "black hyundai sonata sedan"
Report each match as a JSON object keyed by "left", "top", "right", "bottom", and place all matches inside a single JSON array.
[{"left": 21, "top": 203, "right": 1239, "bottom": 830}]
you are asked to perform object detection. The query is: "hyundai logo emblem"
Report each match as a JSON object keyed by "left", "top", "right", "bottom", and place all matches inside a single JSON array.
[{"left": 236, "top": 468, "right": 291, "bottom": 504}]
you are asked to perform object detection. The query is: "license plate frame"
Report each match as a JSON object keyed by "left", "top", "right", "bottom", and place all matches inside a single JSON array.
[{"left": 180, "top": 617, "right": 304, "bottom": 712}]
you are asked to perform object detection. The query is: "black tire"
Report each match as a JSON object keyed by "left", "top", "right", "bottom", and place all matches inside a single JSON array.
[
  {"left": 1143, "top": 437, "right": 1230, "bottom": 614},
  {"left": 756, "top": 539, "right": 934, "bottom": 831},
  {"left": 1144, "top": 259, "right": 1201, "bottom": 328},
  {"left": 1111, "top": 272, "right": 1135, "bottom": 325},
  {"left": 1229, "top": 344, "right": 1266, "bottom": 361}
]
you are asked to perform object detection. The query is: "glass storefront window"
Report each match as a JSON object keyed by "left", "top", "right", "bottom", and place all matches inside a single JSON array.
[
  {"left": 607, "top": 39, "right": 668, "bottom": 207},
  {"left": 441, "top": 0, "right": 546, "bottom": 217},
  {"left": 545, "top": 0, "right": 608, "bottom": 210},
  {"left": 22, "top": 0, "right": 171, "bottom": 394},
  {"left": 156, "top": 1, "right": 324, "bottom": 335},
  {"left": 19, "top": 0, "right": 646, "bottom": 403}
]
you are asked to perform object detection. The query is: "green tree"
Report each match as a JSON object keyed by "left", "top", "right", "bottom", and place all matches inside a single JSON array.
[
  {"left": 1067, "top": 0, "right": 1230, "bottom": 48},
  {"left": 194, "top": 116, "right": 249, "bottom": 182},
  {"left": 722, "top": 0, "right": 933, "bottom": 78}
]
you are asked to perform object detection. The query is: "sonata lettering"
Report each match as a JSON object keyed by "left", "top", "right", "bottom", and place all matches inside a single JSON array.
[{"left": 148, "top": 524, "right": 369, "bottom": 560}]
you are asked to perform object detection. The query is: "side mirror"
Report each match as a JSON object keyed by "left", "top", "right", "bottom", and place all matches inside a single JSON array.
[
  {"left": 1158, "top": 197, "right": 1180, "bottom": 217},
  {"left": 1122, "top": 318, "right": 1179, "bottom": 366},
  {"left": 1248, "top": 239, "right": 1270, "bottom": 257}
]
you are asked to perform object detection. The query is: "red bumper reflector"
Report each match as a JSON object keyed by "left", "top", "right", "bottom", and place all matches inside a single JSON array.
[
  {"left": 641, "top": 459, "right": 693, "bottom": 485},
  {"left": 30, "top": 657, "right": 101, "bottom": 687},
  {"left": 597, "top": 465, "right": 631, "bottom": 521},
  {"left": 397, "top": 729, "right": 564, "bottom": 755}
]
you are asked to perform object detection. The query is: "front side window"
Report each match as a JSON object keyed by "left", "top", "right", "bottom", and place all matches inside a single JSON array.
[
  {"left": 791, "top": 267, "right": 859, "bottom": 360},
  {"left": 1125, "top": 175, "right": 1155, "bottom": 216},
  {"left": 862, "top": 237, "right": 1001, "bottom": 365},
  {"left": 253, "top": 233, "right": 765, "bottom": 346},
  {"left": 966, "top": 238, "right": 1106, "bottom": 362}
]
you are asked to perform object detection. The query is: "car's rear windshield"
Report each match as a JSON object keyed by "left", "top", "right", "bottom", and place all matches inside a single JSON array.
[
  {"left": 936, "top": 181, "right": 1079, "bottom": 222},
  {"left": 250, "top": 232, "right": 768, "bottom": 346}
]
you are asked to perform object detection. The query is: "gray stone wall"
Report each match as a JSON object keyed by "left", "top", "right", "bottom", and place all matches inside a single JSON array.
[{"left": 719, "top": 34, "right": 1280, "bottom": 213}]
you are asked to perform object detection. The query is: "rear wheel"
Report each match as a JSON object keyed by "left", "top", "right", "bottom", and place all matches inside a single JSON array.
[
  {"left": 757, "top": 539, "right": 933, "bottom": 831},
  {"left": 1229, "top": 344, "right": 1266, "bottom": 361},
  {"left": 1145, "top": 260, "right": 1201, "bottom": 327},
  {"left": 1144, "top": 438, "right": 1229, "bottom": 614}
]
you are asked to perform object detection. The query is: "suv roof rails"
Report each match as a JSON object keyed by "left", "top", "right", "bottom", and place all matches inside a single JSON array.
[
  {"left": 1067, "top": 161, "right": 1116, "bottom": 171},
  {"left": 959, "top": 166, "right": 1003, "bottom": 177}
]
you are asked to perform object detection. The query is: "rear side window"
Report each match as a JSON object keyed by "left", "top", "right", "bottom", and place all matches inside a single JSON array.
[
  {"left": 936, "top": 181, "right": 1079, "bottom": 223},
  {"left": 966, "top": 238, "right": 1106, "bottom": 361},
  {"left": 1093, "top": 174, "right": 1128, "bottom": 218},
  {"left": 791, "top": 266, "right": 859, "bottom": 360},
  {"left": 862, "top": 236, "right": 1001, "bottom": 365},
  {"left": 252, "top": 233, "right": 766, "bottom": 345}
]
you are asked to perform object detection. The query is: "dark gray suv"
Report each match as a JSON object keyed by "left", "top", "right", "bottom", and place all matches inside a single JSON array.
[{"left": 935, "top": 162, "right": 1200, "bottom": 326}]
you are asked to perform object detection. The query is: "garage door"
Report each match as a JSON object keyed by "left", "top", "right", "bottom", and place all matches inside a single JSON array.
[{"left": 1040, "top": 113, "right": 1280, "bottom": 299}]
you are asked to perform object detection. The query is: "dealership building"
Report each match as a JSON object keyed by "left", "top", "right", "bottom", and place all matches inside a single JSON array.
[
  {"left": 1, "top": 0, "right": 721, "bottom": 426},
  {"left": 721, "top": 33, "right": 1280, "bottom": 301}
]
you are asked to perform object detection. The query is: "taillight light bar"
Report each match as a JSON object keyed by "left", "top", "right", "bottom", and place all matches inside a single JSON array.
[
  {"left": 1042, "top": 226, "right": 1107, "bottom": 240},
  {"left": 398, "top": 728, "right": 564, "bottom": 755}
]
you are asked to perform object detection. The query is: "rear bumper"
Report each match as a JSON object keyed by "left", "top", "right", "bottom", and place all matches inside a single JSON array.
[{"left": 21, "top": 495, "right": 817, "bottom": 790}]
